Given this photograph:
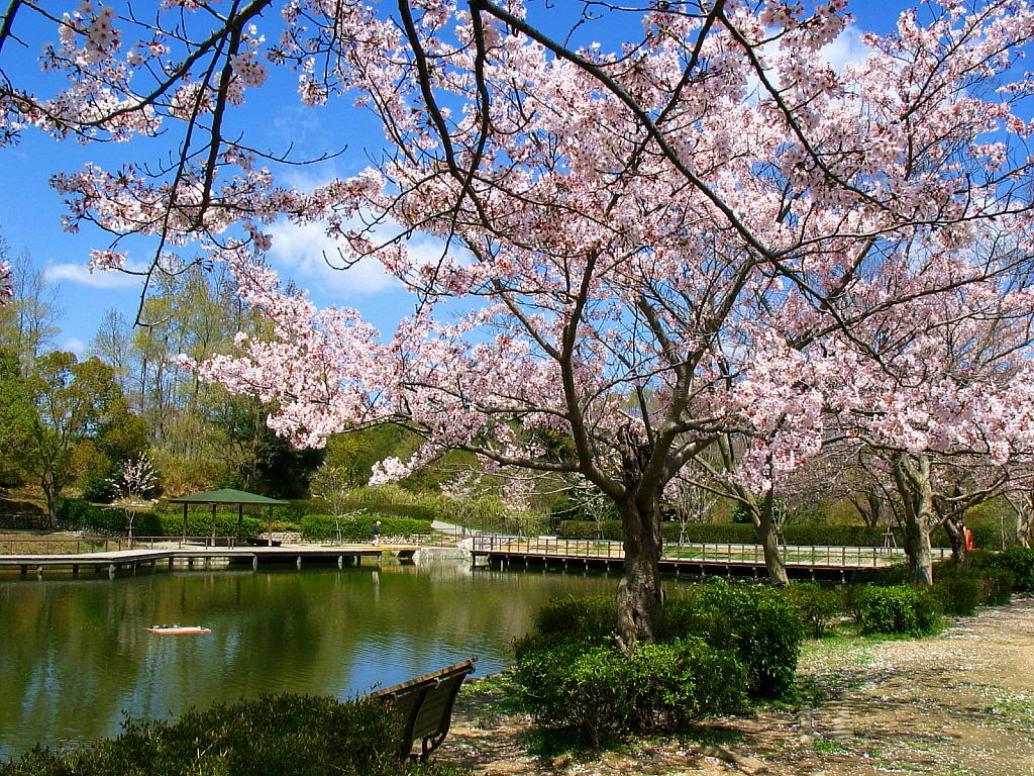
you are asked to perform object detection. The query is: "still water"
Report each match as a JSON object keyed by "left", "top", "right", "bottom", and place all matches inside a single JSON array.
[{"left": 0, "top": 559, "right": 621, "bottom": 760}]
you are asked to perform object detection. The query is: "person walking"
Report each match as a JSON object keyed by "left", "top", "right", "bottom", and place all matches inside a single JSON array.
[{"left": 372, "top": 520, "right": 382, "bottom": 546}]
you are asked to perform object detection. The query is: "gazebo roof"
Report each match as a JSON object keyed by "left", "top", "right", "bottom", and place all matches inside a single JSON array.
[{"left": 167, "top": 488, "right": 288, "bottom": 505}]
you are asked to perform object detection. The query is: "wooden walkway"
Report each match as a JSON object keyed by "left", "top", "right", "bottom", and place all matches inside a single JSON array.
[
  {"left": 471, "top": 537, "right": 947, "bottom": 581},
  {"left": 0, "top": 544, "right": 419, "bottom": 578}
]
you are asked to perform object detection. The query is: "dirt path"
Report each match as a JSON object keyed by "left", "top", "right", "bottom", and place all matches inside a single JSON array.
[{"left": 440, "top": 598, "right": 1034, "bottom": 775}]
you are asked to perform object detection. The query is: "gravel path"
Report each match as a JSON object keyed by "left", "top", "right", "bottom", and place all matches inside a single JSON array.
[{"left": 440, "top": 597, "right": 1034, "bottom": 775}]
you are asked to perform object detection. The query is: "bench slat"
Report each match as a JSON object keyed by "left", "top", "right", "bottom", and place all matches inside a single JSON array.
[{"left": 370, "top": 657, "right": 476, "bottom": 762}]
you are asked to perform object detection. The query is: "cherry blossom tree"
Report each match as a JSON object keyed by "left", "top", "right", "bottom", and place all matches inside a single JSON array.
[
  {"left": 108, "top": 452, "right": 158, "bottom": 545},
  {"left": 5, "top": 1, "right": 1034, "bottom": 643},
  {"left": 0, "top": 261, "right": 11, "bottom": 305},
  {"left": 808, "top": 247, "right": 1034, "bottom": 581}
]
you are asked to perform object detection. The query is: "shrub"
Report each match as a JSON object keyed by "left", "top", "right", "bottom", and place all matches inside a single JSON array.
[
  {"left": 156, "top": 513, "right": 263, "bottom": 541},
  {"left": 526, "top": 594, "right": 617, "bottom": 645},
  {"left": 854, "top": 585, "right": 941, "bottom": 635},
  {"left": 935, "top": 563, "right": 1013, "bottom": 612},
  {"left": 664, "top": 580, "right": 803, "bottom": 699},
  {"left": 782, "top": 583, "right": 843, "bottom": 638},
  {"left": 299, "top": 514, "right": 433, "bottom": 542},
  {"left": 977, "top": 567, "right": 1015, "bottom": 605},
  {"left": 0, "top": 694, "right": 460, "bottom": 776},
  {"left": 978, "top": 547, "right": 1034, "bottom": 592},
  {"left": 520, "top": 582, "right": 803, "bottom": 701},
  {"left": 513, "top": 638, "right": 746, "bottom": 745},
  {"left": 935, "top": 574, "right": 981, "bottom": 616},
  {"left": 56, "top": 499, "right": 265, "bottom": 540}
]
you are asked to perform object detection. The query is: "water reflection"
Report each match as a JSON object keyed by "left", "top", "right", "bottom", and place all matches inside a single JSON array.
[{"left": 0, "top": 561, "right": 620, "bottom": 759}]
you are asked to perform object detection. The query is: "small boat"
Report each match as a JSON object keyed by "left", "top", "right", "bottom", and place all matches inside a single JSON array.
[{"left": 145, "top": 624, "right": 211, "bottom": 636}]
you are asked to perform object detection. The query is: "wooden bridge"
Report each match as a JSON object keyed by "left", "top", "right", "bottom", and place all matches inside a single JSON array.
[
  {"left": 471, "top": 536, "right": 949, "bottom": 581},
  {"left": 0, "top": 543, "right": 419, "bottom": 578}
]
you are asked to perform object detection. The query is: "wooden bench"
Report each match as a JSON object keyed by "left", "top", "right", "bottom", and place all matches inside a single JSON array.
[{"left": 369, "top": 657, "right": 477, "bottom": 761}]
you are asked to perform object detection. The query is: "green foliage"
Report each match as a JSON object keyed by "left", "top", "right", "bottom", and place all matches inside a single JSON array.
[
  {"left": 513, "top": 638, "right": 746, "bottom": 746},
  {"left": 854, "top": 585, "right": 941, "bottom": 635},
  {"left": 299, "top": 514, "right": 433, "bottom": 542},
  {"left": 782, "top": 583, "right": 843, "bottom": 638},
  {"left": 56, "top": 498, "right": 263, "bottom": 540},
  {"left": 975, "top": 547, "right": 1034, "bottom": 592},
  {"left": 935, "top": 563, "right": 1013, "bottom": 612},
  {"left": 0, "top": 348, "right": 34, "bottom": 488},
  {"left": 935, "top": 574, "right": 981, "bottom": 616},
  {"left": 665, "top": 580, "right": 803, "bottom": 699},
  {"left": 521, "top": 581, "right": 803, "bottom": 701},
  {"left": 730, "top": 502, "right": 754, "bottom": 524},
  {"left": 0, "top": 694, "right": 460, "bottom": 776}
]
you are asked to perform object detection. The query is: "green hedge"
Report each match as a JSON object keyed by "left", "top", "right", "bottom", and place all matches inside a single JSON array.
[
  {"left": 0, "top": 694, "right": 459, "bottom": 776},
  {"left": 57, "top": 499, "right": 263, "bottom": 540},
  {"left": 299, "top": 514, "right": 433, "bottom": 542},
  {"left": 854, "top": 585, "right": 941, "bottom": 635},
  {"left": 934, "top": 564, "right": 1013, "bottom": 614},
  {"left": 974, "top": 547, "right": 1034, "bottom": 592},
  {"left": 519, "top": 580, "right": 803, "bottom": 701},
  {"left": 513, "top": 638, "right": 746, "bottom": 746},
  {"left": 554, "top": 520, "right": 993, "bottom": 548}
]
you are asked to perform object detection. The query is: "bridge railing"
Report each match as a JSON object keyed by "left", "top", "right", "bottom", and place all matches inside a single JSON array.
[{"left": 472, "top": 534, "right": 951, "bottom": 568}]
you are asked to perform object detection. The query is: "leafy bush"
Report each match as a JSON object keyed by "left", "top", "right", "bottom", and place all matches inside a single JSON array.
[
  {"left": 664, "top": 580, "right": 803, "bottom": 699},
  {"left": 854, "top": 585, "right": 941, "bottom": 635},
  {"left": 513, "top": 637, "right": 746, "bottom": 745},
  {"left": 935, "top": 574, "right": 981, "bottom": 616},
  {"left": 156, "top": 513, "right": 263, "bottom": 541},
  {"left": 0, "top": 694, "right": 458, "bottom": 776},
  {"left": 522, "top": 581, "right": 804, "bottom": 701},
  {"left": 782, "top": 583, "right": 843, "bottom": 637},
  {"left": 935, "top": 563, "right": 1013, "bottom": 613},
  {"left": 299, "top": 514, "right": 433, "bottom": 542},
  {"left": 57, "top": 499, "right": 162, "bottom": 536},
  {"left": 975, "top": 567, "right": 1015, "bottom": 605},
  {"left": 976, "top": 547, "right": 1034, "bottom": 592}
]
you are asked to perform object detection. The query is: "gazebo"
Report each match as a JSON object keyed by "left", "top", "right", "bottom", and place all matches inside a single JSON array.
[{"left": 168, "top": 488, "right": 288, "bottom": 546}]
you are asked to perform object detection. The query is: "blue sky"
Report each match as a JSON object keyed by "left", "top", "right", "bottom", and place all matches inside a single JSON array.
[{"left": 0, "top": 2, "right": 902, "bottom": 355}]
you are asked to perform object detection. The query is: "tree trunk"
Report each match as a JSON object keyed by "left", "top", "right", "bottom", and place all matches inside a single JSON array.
[
  {"left": 1017, "top": 494, "right": 1034, "bottom": 549},
  {"left": 757, "top": 511, "right": 789, "bottom": 586},
  {"left": 893, "top": 454, "right": 935, "bottom": 585},
  {"left": 615, "top": 499, "right": 664, "bottom": 649},
  {"left": 42, "top": 481, "right": 57, "bottom": 524},
  {"left": 944, "top": 514, "right": 967, "bottom": 565},
  {"left": 747, "top": 491, "right": 788, "bottom": 586}
]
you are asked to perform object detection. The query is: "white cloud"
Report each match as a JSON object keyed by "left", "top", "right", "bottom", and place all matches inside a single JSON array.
[
  {"left": 746, "top": 24, "right": 870, "bottom": 98},
  {"left": 819, "top": 24, "right": 869, "bottom": 73},
  {"left": 265, "top": 217, "right": 459, "bottom": 297},
  {"left": 44, "top": 262, "right": 142, "bottom": 289},
  {"left": 61, "top": 336, "right": 86, "bottom": 355}
]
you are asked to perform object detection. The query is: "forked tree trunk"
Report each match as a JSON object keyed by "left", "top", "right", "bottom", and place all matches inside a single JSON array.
[
  {"left": 893, "top": 454, "right": 935, "bottom": 585},
  {"left": 615, "top": 499, "right": 664, "bottom": 649}
]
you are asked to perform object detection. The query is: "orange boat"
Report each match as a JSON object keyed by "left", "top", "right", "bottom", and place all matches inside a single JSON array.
[{"left": 145, "top": 624, "right": 211, "bottom": 636}]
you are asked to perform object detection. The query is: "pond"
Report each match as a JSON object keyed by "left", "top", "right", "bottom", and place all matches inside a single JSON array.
[{"left": 0, "top": 558, "right": 624, "bottom": 760}]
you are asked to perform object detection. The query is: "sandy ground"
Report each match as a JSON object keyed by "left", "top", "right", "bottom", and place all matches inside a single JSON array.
[{"left": 439, "top": 597, "right": 1034, "bottom": 775}]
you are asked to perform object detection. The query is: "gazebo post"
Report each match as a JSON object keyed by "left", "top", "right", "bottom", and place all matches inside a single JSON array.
[
  {"left": 182, "top": 503, "right": 187, "bottom": 547},
  {"left": 267, "top": 505, "right": 273, "bottom": 547},
  {"left": 210, "top": 503, "right": 217, "bottom": 547},
  {"left": 237, "top": 504, "right": 243, "bottom": 542}
]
